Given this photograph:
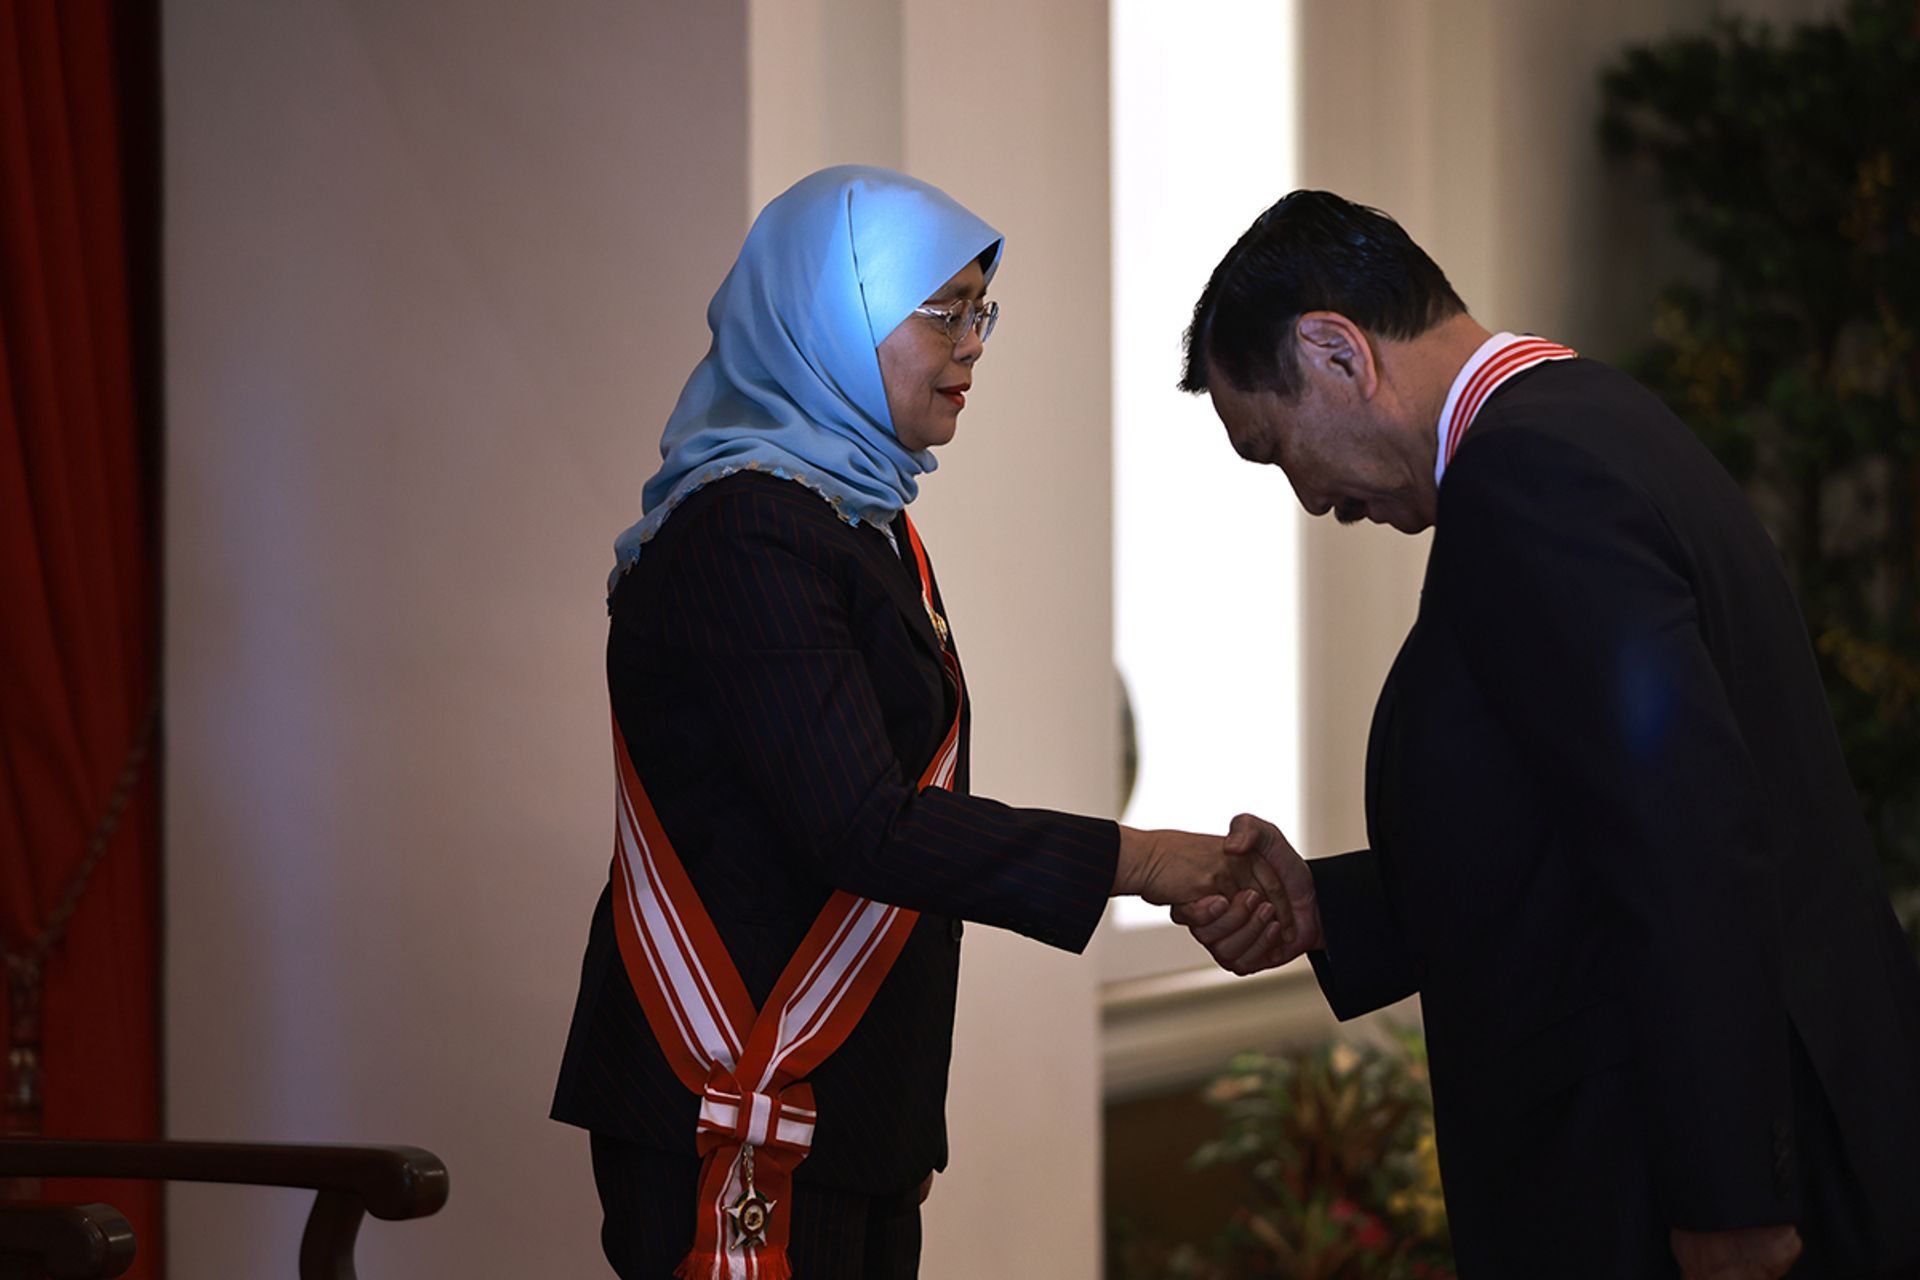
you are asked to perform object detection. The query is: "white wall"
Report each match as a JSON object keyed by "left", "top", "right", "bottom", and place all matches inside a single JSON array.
[{"left": 165, "top": 2, "right": 745, "bottom": 1274}]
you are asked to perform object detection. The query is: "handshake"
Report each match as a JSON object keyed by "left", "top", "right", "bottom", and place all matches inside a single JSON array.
[{"left": 1112, "top": 814, "right": 1325, "bottom": 974}]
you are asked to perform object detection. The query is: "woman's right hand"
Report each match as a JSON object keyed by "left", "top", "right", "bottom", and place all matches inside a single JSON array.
[
  {"left": 1170, "top": 814, "right": 1323, "bottom": 974},
  {"left": 1113, "top": 824, "right": 1291, "bottom": 933}
]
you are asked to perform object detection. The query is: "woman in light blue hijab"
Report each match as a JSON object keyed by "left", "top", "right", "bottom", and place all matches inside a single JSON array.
[
  {"left": 556, "top": 166, "right": 1275, "bottom": 1280},
  {"left": 611, "top": 164, "right": 1004, "bottom": 581}
]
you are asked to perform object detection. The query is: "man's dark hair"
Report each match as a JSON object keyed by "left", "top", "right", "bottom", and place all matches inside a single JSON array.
[{"left": 1178, "top": 190, "right": 1466, "bottom": 399}]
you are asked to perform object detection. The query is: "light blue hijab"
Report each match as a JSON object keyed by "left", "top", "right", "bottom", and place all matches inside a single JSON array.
[{"left": 611, "top": 165, "right": 1003, "bottom": 584}]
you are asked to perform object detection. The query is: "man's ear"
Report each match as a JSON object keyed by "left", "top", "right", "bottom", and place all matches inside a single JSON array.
[{"left": 1294, "top": 312, "right": 1379, "bottom": 399}]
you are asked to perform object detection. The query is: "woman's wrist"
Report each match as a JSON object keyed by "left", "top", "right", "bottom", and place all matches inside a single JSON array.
[{"left": 1112, "top": 824, "right": 1157, "bottom": 898}]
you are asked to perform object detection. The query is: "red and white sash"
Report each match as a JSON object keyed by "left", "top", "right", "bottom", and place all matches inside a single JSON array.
[
  {"left": 1436, "top": 332, "right": 1578, "bottom": 482},
  {"left": 609, "top": 513, "right": 962, "bottom": 1280}
]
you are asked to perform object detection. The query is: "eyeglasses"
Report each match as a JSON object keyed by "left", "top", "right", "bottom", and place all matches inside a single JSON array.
[{"left": 909, "top": 297, "right": 999, "bottom": 345}]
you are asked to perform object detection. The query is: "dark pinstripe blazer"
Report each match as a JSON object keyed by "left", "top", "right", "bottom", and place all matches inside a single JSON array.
[{"left": 552, "top": 472, "right": 1118, "bottom": 1195}]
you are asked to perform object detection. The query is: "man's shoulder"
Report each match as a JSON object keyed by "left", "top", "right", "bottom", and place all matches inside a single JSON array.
[
  {"left": 1439, "top": 421, "right": 1638, "bottom": 536},
  {"left": 1436, "top": 355, "right": 1768, "bottom": 576},
  {"left": 1473, "top": 356, "right": 1678, "bottom": 439},
  {"left": 1451, "top": 357, "right": 1712, "bottom": 497}
]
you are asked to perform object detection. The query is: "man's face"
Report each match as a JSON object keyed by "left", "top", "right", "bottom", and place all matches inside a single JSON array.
[{"left": 1206, "top": 361, "right": 1436, "bottom": 534}]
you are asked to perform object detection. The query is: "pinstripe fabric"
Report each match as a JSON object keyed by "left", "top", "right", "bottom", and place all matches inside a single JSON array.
[{"left": 555, "top": 471, "right": 1118, "bottom": 1199}]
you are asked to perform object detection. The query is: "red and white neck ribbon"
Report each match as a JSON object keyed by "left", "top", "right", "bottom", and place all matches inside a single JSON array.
[
  {"left": 609, "top": 512, "right": 962, "bottom": 1280},
  {"left": 1435, "top": 332, "right": 1578, "bottom": 484}
]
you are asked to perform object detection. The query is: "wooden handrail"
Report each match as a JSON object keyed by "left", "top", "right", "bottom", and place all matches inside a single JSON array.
[
  {"left": 0, "top": 1204, "right": 134, "bottom": 1280},
  {"left": 0, "top": 1141, "right": 447, "bottom": 1280}
]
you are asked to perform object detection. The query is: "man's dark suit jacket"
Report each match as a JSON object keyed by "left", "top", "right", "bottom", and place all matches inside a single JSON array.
[
  {"left": 552, "top": 472, "right": 1118, "bottom": 1196},
  {"left": 1308, "top": 359, "right": 1920, "bottom": 1277}
]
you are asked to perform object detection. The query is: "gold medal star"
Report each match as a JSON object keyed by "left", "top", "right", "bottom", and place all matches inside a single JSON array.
[{"left": 726, "top": 1188, "right": 776, "bottom": 1249}]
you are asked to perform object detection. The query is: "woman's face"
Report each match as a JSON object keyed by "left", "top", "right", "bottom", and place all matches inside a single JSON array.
[{"left": 877, "top": 260, "right": 988, "bottom": 452}]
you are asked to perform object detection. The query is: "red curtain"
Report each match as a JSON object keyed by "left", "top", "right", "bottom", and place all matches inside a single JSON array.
[{"left": 0, "top": 0, "right": 162, "bottom": 1276}]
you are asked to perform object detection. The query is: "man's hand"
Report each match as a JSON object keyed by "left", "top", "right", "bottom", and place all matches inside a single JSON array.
[
  {"left": 1670, "top": 1226, "right": 1802, "bottom": 1280},
  {"left": 1113, "top": 824, "right": 1288, "bottom": 919},
  {"left": 1170, "top": 813, "right": 1323, "bottom": 975}
]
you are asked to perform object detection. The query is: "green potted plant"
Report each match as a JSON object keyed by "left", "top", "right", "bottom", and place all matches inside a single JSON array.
[{"left": 1114, "top": 1031, "right": 1454, "bottom": 1280}]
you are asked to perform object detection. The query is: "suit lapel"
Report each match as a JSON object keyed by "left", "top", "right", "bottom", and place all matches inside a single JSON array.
[
  {"left": 850, "top": 515, "right": 947, "bottom": 661},
  {"left": 1366, "top": 620, "right": 1417, "bottom": 849},
  {"left": 877, "top": 512, "right": 968, "bottom": 792}
]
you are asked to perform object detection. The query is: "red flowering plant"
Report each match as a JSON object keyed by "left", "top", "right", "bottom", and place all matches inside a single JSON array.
[{"left": 1119, "top": 1028, "right": 1454, "bottom": 1280}]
